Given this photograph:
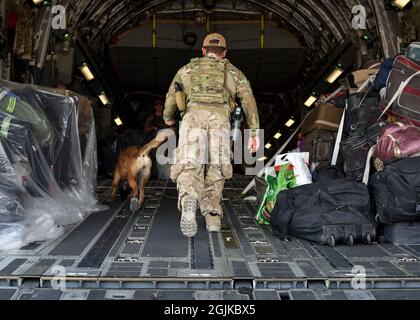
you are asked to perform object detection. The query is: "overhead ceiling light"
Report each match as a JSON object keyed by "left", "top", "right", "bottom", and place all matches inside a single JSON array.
[
  {"left": 33, "top": 0, "right": 52, "bottom": 6},
  {"left": 393, "top": 0, "right": 411, "bottom": 9},
  {"left": 285, "top": 119, "right": 295, "bottom": 128},
  {"left": 326, "top": 65, "right": 345, "bottom": 84},
  {"left": 79, "top": 63, "right": 95, "bottom": 81},
  {"left": 360, "top": 33, "right": 370, "bottom": 42},
  {"left": 98, "top": 92, "right": 110, "bottom": 106},
  {"left": 274, "top": 132, "right": 282, "bottom": 140},
  {"left": 63, "top": 31, "right": 71, "bottom": 42},
  {"left": 304, "top": 95, "right": 318, "bottom": 108},
  {"left": 114, "top": 117, "right": 123, "bottom": 127},
  {"left": 258, "top": 156, "right": 268, "bottom": 162},
  {"left": 265, "top": 143, "right": 272, "bottom": 150}
]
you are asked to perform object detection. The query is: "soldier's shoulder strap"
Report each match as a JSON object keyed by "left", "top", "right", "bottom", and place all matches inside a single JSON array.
[
  {"left": 223, "top": 59, "right": 235, "bottom": 100},
  {"left": 189, "top": 57, "right": 202, "bottom": 65}
]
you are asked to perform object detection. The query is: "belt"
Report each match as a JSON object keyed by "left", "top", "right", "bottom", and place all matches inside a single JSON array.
[{"left": 186, "top": 104, "right": 230, "bottom": 118}]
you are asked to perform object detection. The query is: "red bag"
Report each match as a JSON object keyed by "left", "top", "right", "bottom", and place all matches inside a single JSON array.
[
  {"left": 380, "top": 55, "right": 420, "bottom": 125},
  {"left": 374, "top": 121, "right": 420, "bottom": 167}
]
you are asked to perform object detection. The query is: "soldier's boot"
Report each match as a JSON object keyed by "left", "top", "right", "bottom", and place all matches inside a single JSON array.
[
  {"left": 205, "top": 213, "right": 222, "bottom": 233},
  {"left": 180, "top": 196, "right": 198, "bottom": 238}
]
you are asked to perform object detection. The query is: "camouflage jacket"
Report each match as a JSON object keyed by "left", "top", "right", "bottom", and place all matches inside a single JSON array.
[{"left": 164, "top": 55, "right": 260, "bottom": 133}]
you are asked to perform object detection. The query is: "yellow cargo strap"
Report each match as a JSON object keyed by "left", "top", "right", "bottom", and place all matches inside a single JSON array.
[
  {"left": 152, "top": 14, "right": 157, "bottom": 48},
  {"left": 260, "top": 15, "right": 265, "bottom": 49},
  {"left": 6, "top": 97, "right": 17, "bottom": 113},
  {"left": 0, "top": 116, "right": 12, "bottom": 139},
  {"left": 0, "top": 90, "right": 7, "bottom": 101}
]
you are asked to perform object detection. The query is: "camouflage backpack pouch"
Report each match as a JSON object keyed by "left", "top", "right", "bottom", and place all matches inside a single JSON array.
[{"left": 188, "top": 58, "right": 230, "bottom": 106}]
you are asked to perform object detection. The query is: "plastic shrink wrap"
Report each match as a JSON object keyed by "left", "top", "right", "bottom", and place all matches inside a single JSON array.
[{"left": 0, "top": 80, "right": 105, "bottom": 252}]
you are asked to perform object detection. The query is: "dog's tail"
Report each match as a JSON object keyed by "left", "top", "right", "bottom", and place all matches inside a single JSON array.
[{"left": 141, "top": 129, "right": 175, "bottom": 156}]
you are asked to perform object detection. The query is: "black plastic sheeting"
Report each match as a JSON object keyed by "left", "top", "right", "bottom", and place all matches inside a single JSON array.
[{"left": 0, "top": 80, "right": 105, "bottom": 252}]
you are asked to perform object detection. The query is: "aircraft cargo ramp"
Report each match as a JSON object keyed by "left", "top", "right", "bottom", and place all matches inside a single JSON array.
[{"left": 1, "top": 176, "right": 420, "bottom": 300}]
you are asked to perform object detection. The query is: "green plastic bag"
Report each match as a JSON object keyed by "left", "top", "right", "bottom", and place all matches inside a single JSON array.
[{"left": 256, "top": 164, "right": 297, "bottom": 225}]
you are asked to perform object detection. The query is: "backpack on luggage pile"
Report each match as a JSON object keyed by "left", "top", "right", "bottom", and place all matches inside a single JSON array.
[
  {"left": 341, "top": 121, "right": 387, "bottom": 181},
  {"left": 380, "top": 55, "right": 420, "bottom": 125},
  {"left": 344, "top": 91, "right": 382, "bottom": 138},
  {"left": 304, "top": 130, "right": 337, "bottom": 170},
  {"left": 270, "top": 179, "right": 376, "bottom": 247},
  {"left": 302, "top": 103, "right": 343, "bottom": 169},
  {"left": 369, "top": 157, "right": 420, "bottom": 224}
]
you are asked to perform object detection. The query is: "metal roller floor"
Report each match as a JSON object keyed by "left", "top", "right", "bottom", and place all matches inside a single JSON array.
[{"left": 2, "top": 175, "right": 420, "bottom": 300}]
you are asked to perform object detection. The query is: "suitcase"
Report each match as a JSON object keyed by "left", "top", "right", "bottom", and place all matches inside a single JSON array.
[
  {"left": 381, "top": 55, "right": 420, "bottom": 125},
  {"left": 384, "top": 222, "right": 420, "bottom": 245},
  {"left": 370, "top": 157, "right": 420, "bottom": 224},
  {"left": 301, "top": 103, "right": 343, "bottom": 135},
  {"left": 374, "top": 121, "right": 420, "bottom": 166},
  {"left": 341, "top": 122, "right": 387, "bottom": 181},
  {"left": 352, "top": 68, "right": 379, "bottom": 89},
  {"left": 304, "top": 130, "right": 337, "bottom": 169},
  {"left": 406, "top": 42, "right": 420, "bottom": 62},
  {"left": 271, "top": 179, "right": 376, "bottom": 246}
]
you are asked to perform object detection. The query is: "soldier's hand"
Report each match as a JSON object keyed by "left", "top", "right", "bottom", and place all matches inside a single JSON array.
[
  {"left": 165, "top": 119, "right": 176, "bottom": 127},
  {"left": 248, "top": 135, "right": 260, "bottom": 154}
]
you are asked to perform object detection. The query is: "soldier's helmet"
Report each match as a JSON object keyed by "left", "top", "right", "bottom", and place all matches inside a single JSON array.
[{"left": 203, "top": 33, "right": 227, "bottom": 49}]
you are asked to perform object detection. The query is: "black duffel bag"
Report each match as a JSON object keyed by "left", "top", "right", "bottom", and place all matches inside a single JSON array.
[
  {"left": 314, "top": 165, "right": 345, "bottom": 183},
  {"left": 370, "top": 157, "right": 420, "bottom": 224},
  {"left": 271, "top": 179, "right": 376, "bottom": 246}
]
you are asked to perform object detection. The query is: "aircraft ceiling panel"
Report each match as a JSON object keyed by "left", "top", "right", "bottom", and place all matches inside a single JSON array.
[{"left": 111, "top": 47, "right": 305, "bottom": 92}]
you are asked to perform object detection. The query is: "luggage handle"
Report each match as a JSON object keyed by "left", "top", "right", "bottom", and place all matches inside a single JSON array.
[
  {"left": 378, "top": 70, "right": 420, "bottom": 121},
  {"left": 362, "top": 145, "right": 377, "bottom": 185}
]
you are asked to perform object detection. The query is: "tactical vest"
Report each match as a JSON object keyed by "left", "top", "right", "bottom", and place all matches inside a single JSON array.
[{"left": 188, "top": 57, "right": 231, "bottom": 106}]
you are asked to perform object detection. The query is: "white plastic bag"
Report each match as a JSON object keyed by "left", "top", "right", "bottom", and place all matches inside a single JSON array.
[{"left": 275, "top": 152, "right": 313, "bottom": 187}]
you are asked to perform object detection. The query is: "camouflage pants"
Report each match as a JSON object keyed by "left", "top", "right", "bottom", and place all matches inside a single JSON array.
[{"left": 171, "top": 110, "right": 232, "bottom": 217}]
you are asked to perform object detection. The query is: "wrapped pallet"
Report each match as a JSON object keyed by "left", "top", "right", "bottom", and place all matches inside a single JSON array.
[{"left": 0, "top": 80, "right": 104, "bottom": 252}]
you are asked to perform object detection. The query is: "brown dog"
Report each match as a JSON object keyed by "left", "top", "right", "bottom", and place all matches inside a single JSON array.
[{"left": 111, "top": 129, "right": 174, "bottom": 211}]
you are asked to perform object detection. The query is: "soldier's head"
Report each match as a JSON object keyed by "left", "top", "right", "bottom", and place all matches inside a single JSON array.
[{"left": 202, "top": 33, "right": 227, "bottom": 58}]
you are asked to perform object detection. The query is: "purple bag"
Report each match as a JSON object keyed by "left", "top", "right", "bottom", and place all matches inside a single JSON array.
[{"left": 374, "top": 121, "right": 420, "bottom": 168}]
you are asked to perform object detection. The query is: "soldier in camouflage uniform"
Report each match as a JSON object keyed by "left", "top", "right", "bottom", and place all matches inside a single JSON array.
[{"left": 163, "top": 33, "right": 260, "bottom": 238}]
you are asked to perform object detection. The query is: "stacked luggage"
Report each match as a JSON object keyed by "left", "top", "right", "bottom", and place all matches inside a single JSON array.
[
  {"left": 267, "top": 43, "right": 420, "bottom": 247},
  {"left": 370, "top": 124, "right": 420, "bottom": 245}
]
